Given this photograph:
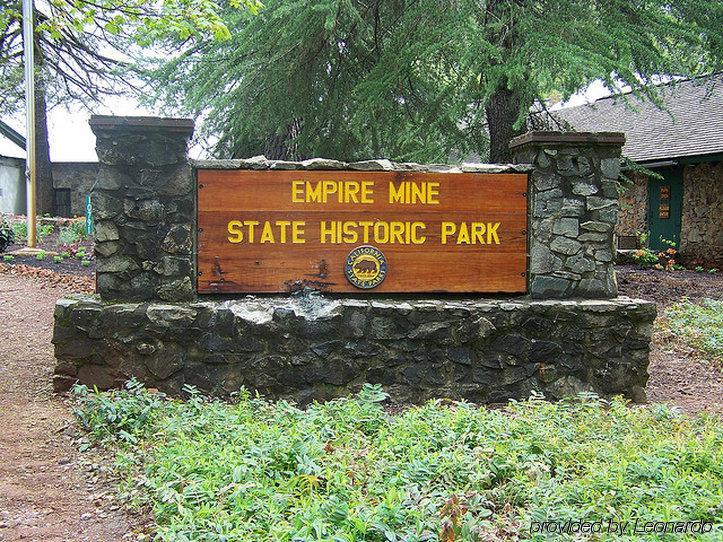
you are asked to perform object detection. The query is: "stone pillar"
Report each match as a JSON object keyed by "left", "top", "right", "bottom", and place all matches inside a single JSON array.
[
  {"left": 510, "top": 132, "right": 625, "bottom": 299},
  {"left": 89, "top": 116, "right": 195, "bottom": 302}
]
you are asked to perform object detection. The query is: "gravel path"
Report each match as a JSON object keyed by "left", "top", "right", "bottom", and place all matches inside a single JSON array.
[{"left": 0, "top": 274, "right": 134, "bottom": 542}]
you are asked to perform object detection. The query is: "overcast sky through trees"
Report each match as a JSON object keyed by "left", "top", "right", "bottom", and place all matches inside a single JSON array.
[{"left": 0, "top": 80, "right": 614, "bottom": 162}]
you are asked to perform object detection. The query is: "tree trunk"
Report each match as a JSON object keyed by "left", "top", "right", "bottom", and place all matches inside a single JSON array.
[
  {"left": 34, "top": 74, "right": 55, "bottom": 215},
  {"left": 485, "top": 85, "right": 525, "bottom": 163}
]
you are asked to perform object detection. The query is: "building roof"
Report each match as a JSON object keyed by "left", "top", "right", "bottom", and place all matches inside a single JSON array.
[
  {"left": 0, "top": 119, "right": 26, "bottom": 159},
  {"left": 553, "top": 73, "right": 723, "bottom": 163}
]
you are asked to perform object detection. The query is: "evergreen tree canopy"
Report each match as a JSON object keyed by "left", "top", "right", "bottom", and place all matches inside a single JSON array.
[{"left": 144, "top": 0, "right": 722, "bottom": 162}]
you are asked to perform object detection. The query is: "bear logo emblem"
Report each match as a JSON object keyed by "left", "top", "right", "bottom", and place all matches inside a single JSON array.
[{"left": 345, "top": 245, "right": 387, "bottom": 289}]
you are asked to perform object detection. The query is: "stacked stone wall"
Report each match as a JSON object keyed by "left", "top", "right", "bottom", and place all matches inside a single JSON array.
[
  {"left": 511, "top": 132, "right": 625, "bottom": 298},
  {"left": 53, "top": 294, "right": 654, "bottom": 403},
  {"left": 680, "top": 162, "right": 723, "bottom": 262},
  {"left": 89, "top": 117, "right": 195, "bottom": 302},
  {"left": 617, "top": 172, "right": 648, "bottom": 238}
]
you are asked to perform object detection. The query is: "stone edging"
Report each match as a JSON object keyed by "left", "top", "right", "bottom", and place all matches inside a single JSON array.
[{"left": 193, "top": 156, "right": 534, "bottom": 174}]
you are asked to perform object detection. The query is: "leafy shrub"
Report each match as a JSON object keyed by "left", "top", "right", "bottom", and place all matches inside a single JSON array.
[
  {"left": 53, "top": 255, "right": 63, "bottom": 264},
  {"left": 632, "top": 247, "right": 659, "bottom": 267},
  {"left": 58, "top": 219, "right": 88, "bottom": 244},
  {"left": 3, "top": 254, "right": 14, "bottom": 262},
  {"left": 0, "top": 217, "right": 15, "bottom": 253},
  {"left": 11, "top": 221, "right": 26, "bottom": 240},
  {"left": 632, "top": 233, "right": 680, "bottom": 271},
  {"left": 666, "top": 298, "right": 723, "bottom": 364},
  {"left": 74, "top": 384, "right": 723, "bottom": 541},
  {"left": 37, "top": 222, "right": 55, "bottom": 240},
  {"left": 81, "top": 259, "right": 92, "bottom": 268},
  {"left": 11, "top": 220, "right": 54, "bottom": 243},
  {"left": 35, "top": 250, "right": 47, "bottom": 261}
]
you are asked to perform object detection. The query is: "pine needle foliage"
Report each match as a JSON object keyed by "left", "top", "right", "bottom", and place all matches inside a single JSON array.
[{"left": 142, "top": 0, "right": 722, "bottom": 162}]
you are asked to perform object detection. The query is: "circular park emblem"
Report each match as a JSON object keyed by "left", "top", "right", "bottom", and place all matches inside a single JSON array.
[{"left": 345, "top": 245, "right": 387, "bottom": 289}]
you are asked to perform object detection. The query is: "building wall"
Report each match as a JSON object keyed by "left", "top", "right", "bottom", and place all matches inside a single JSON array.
[
  {"left": 52, "top": 162, "right": 99, "bottom": 216},
  {"left": 616, "top": 161, "right": 722, "bottom": 261},
  {"left": 616, "top": 172, "right": 648, "bottom": 238},
  {"left": 0, "top": 159, "right": 99, "bottom": 217},
  {"left": 0, "top": 156, "right": 25, "bottom": 214},
  {"left": 680, "top": 161, "right": 723, "bottom": 262}
]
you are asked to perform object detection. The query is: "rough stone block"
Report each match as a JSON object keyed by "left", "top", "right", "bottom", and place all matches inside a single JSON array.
[
  {"left": 53, "top": 295, "right": 656, "bottom": 404},
  {"left": 90, "top": 116, "right": 196, "bottom": 302}
]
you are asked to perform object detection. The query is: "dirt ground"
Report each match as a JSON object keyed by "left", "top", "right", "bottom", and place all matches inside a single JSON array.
[
  {"left": 617, "top": 264, "right": 722, "bottom": 306},
  {"left": 0, "top": 273, "right": 138, "bottom": 542},
  {"left": 0, "top": 264, "right": 720, "bottom": 541},
  {"left": 617, "top": 265, "right": 723, "bottom": 415}
]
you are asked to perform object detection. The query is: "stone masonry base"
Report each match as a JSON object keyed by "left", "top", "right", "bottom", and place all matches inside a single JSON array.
[{"left": 53, "top": 294, "right": 656, "bottom": 404}]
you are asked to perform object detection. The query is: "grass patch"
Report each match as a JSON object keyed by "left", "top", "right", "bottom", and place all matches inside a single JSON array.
[
  {"left": 665, "top": 298, "right": 723, "bottom": 364},
  {"left": 74, "top": 382, "right": 722, "bottom": 541}
]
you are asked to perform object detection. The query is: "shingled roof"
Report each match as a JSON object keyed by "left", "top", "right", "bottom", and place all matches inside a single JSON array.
[{"left": 553, "top": 73, "right": 723, "bottom": 163}]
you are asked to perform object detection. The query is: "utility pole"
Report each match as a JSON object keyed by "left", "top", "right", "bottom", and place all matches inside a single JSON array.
[{"left": 22, "top": 0, "right": 37, "bottom": 248}]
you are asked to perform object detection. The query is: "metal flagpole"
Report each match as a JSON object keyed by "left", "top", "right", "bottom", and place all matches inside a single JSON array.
[{"left": 22, "top": 0, "right": 37, "bottom": 248}]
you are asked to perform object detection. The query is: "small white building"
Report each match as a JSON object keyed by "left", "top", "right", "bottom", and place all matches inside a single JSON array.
[{"left": 0, "top": 120, "right": 26, "bottom": 215}]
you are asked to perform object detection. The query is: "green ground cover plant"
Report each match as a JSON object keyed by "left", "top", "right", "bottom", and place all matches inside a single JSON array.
[
  {"left": 11, "top": 220, "right": 55, "bottom": 244},
  {"left": 58, "top": 219, "right": 89, "bottom": 245},
  {"left": 666, "top": 299, "right": 723, "bottom": 365},
  {"left": 74, "top": 382, "right": 722, "bottom": 541}
]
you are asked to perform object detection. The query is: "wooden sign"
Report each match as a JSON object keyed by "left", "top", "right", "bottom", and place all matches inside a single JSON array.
[{"left": 197, "top": 169, "right": 528, "bottom": 293}]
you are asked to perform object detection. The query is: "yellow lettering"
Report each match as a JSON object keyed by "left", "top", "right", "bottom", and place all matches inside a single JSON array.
[
  {"left": 342, "top": 221, "right": 359, "bottom": 244},
  {"left": 472, "top": 222, "right": 486, "bottom": 245},
  {"left": 412, "top": 222, "right": 426, "bottom": 244},
  {"left": 427, "top": 182, "right": 440, "bottom": 204},
  {"left": 359, "top": 221, "right": 373, "bottom": 243},
  {"left": 457, "top": 222, "right": 470, "bottom": 244},
  {"left": 441, "top": 222, "right": 456, "bottom": 244},
  {"left": 276, "top": 221, "right": 290, "bottom": 243},
  {"left": 307, "top": 181, "right": 323, "bottom": 203},
  {"left": 388, "top": 181, "right": 441, "bottom": 204},
  {"left": 259, "top": 222, "right": 275, "bottom": 243},
  {"left": 361, "top": 181, "right": 374, "bottom": 203},
  {"left": 411, "top": 182, "right": 425, "bottom": 204},
  {"left": 320, "top": 221, "right": 335, "bottom": 243},
  {"left": 374, "top": 222, "right": 389, "bottom": 244},
  {"left": 322, "top": 181, "right": 337, "bottom": 202},
  {"left": 389, "top": 182, "right": 404, "bottom": 204},
  {"left": 244, "top": 220, "right": 259, "bottom": 243},
  {"left": 292, "top": 221, "right": 306, "bottom": 243},
  {"left": 227, "top": 220, "right": 244, "bottom": 243},
  {"left": 345, "top": 182, "right": 360, "bottom": 203},
  {"left": 291, "top": 181, "right": 304, "bottom": 203},
  {"left": 487, "top": 222, "right": 500, "bottom": 244},
  {"left": 390, "top": 222, "right": 404, "bottom": 244}
]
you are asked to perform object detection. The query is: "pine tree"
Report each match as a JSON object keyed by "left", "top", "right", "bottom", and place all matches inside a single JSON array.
[{"left": 144, "top": 0, "right": 722, "bottom": 163}]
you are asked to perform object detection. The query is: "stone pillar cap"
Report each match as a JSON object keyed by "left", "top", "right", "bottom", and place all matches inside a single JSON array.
[
  {"left": 89, "top": 115, "right": 194, "bottom": 135},
  {"left": 509, "top": 131, "right": 625, "bottom": 149}
]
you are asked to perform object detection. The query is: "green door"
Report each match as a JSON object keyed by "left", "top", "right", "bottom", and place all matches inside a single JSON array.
[{"left": 647, "top": 166, "right": 683, "bottom": 251}]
